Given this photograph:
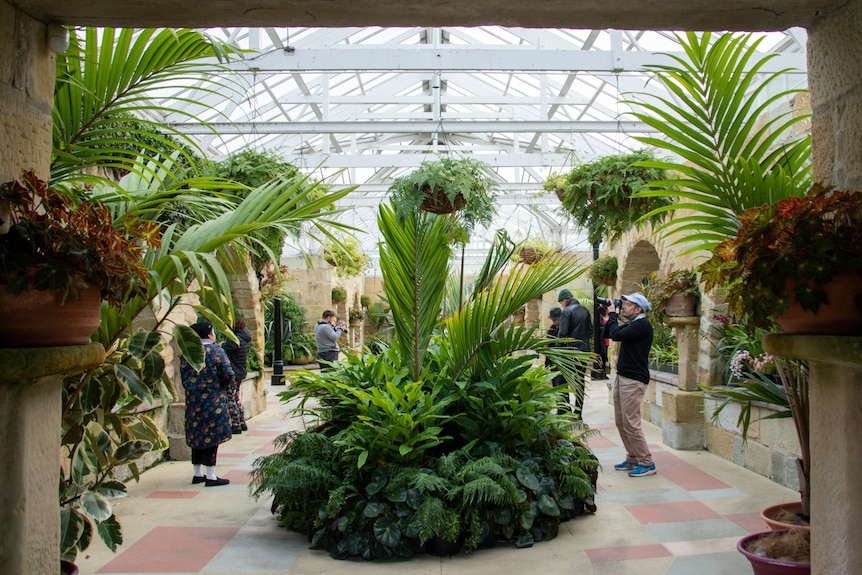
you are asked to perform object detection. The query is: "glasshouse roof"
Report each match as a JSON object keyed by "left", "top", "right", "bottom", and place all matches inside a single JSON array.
[{"left": 155, "top": 27, "right": 808, "bottom": 274}]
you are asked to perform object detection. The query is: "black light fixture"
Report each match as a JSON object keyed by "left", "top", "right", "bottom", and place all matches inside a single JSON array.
[{"left": 271, "top": 296, "right": 285, "bottom": 386}]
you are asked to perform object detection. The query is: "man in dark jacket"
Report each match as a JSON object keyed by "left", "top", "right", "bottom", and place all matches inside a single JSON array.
[
  {"left": 557, "top": 288, "right": 592, "bottom": 416},
  {"left": 223, "top": 317, "right": 251, "bottom": 433},
  {"left": 604, "top": 292, "right": 656, "bottom": 478}
]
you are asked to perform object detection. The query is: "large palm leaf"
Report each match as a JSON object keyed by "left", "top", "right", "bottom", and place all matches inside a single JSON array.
[
  {"left": 52, "top": 28, "right": 241, "bottom": 189},
  {"left": 625, "top": 32, "right": 811, "bottom": 254}
]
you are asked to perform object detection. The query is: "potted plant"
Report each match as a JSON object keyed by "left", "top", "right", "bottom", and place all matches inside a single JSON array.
[
  {"left": 360, "top": 294, "right": 372, "bottom": 309},
  {"left": 644, "top": 269, "right": 700, "bottom": 320},
  {"left": 348, "top": 307, "right": 364, "bottom": 325},
  {"left": 511, "top": 236, "right": 560, "bottom": 265},
  {"left": 700, "top": 185, "right": 862, "bottom": 335},
  {"left": 588, "top": 255, "right": 618, "bottom": 287},
  {"left": 0, "top": 172, "right": 153, "bottom": 346},
  {"left": 388, "top": 156, "right": 498, "bottom": 231},
  {"left": 331, "top": 286, "right": 347, "bottom": 304}
]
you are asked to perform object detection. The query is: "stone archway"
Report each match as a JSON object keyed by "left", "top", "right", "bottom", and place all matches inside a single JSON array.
[{"left": 619, "top": 240, "right": 660, "bottom": 294}]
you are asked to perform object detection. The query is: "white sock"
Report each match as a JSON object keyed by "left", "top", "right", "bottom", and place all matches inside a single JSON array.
[
  {"left": 193, "top": 464, "right": 203, "bottom": 476},
  {"left": 205, "top": 465, "right": 217, "bottom": 480}
]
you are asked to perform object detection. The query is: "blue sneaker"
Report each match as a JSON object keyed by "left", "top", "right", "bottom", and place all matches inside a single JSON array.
[
  {"left": 628, "top": 462, "right": 657, "bottom": 477},
  {"left": 614, "top": 460, "right": 636, "bottom": 471}
]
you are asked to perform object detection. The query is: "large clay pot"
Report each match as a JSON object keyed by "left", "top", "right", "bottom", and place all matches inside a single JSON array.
[
  {"left": 760, "top": 501, "right": 809, "bottom": 531},
  {"left": 737, "top": 530, "right": 810, "bottom": 574},
  {"left": 665, "top": 293, "right": 696, "bottom": 317},
  {"left": 777, "top": 271, "right": 862, "bottom": 335},
  {"left": 0, "top": 285, "right": 101, "bottom": 347}
]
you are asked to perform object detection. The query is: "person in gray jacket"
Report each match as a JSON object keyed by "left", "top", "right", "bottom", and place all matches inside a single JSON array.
[{"left": 314, "top": 309, "right": 345, "bottom": 371}]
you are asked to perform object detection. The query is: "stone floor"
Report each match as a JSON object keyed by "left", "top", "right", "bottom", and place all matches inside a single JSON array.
[{"left": 74, "top": 376, "right": 795, "bottom": 575}]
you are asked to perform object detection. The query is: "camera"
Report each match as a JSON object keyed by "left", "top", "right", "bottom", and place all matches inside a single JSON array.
[{"left": 595, "top": 296, "right": 622, "bottom": 309}]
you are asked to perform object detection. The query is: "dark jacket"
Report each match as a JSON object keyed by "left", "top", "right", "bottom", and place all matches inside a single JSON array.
[
  {"left": 605, "top": 312, "right": 653, "bottom": 384},
  {"left": 223, "top": 327, "right": 252, "bottom": 382},
  {"left": 559, "top": 299, "right": 592, "bottom": 352},
  {"left": 180, "top": 342, "right": 234, "bottom": 449}
]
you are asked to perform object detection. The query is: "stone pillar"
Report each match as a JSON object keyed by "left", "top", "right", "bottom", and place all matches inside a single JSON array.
[
  {"left": 0, "top": 344, "right": 105, "bottom": 575},
  {"left": 661, "top": 388, "right": 704, "bottom": 450},
  {"left": 764, "top": 335, "right": 862, "bottom": 574},
  {"left": 666, "top": 316, "right": 699, "bottom": 391}
]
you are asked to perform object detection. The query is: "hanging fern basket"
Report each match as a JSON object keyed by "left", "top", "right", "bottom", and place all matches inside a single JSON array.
[
  {"left": 518, "top": 247, "right": 542, "bottom": 265},
  {"left": 419, "top": 187, "right": 467, "bottom": 215}
]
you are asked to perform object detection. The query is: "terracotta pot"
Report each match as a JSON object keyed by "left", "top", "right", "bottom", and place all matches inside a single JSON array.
[
  {"left": 760, "top": 501, "right": 809, "bottom": 531},
  {"left": 665, "top": 293, "right": 696, "bottom": 317},
  {"left": 777, "top": 271, "right": 862, "bottom": 335},
  {"left": 0, "top": 285, "right": 101, "bottom": 347},
  {"left": 737, "top": 530, "right": 810, "bottom": 574}
]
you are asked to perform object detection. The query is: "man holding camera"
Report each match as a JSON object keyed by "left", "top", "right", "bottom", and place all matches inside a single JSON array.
[
  {"left": 315, "top": 309, "right": 346, "bottom": 371},
  {"left": 605, "top": 292, "right": 656, "bottom": 477},
  {"left": 557, "top": 289, "right": 592, "bottom": 417}
]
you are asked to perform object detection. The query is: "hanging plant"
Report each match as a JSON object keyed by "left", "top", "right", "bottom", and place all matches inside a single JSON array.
[
  {"left": 548, "top": 150, "right": 671, "bottom": 245},
  {"left": 388, "top": 156, "right": 498, "bottom": 236},
  {"left": 588, "top": 256, "right": 618, "bottom": 286},
  {"left": 323, "top": 236, "right": 370, "bottom": 278},
  {"left": 331, "top": 286, "right": 347, "bottom": 304}
]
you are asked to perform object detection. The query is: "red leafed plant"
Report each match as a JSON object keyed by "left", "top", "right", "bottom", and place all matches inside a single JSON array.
[
  {"left": 700, "top": 185, "right": 862, "bottom": 331},
  {"left": 0, "top": 171, "right": 158, "bottom": 307}
]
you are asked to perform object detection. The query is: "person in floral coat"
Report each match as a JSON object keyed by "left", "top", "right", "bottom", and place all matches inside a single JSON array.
[{"left": 181, "top": 321, "right": 234, "bottom": 487}]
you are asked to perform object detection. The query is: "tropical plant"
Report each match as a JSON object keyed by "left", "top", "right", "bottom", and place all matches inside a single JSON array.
[
  {"left": 348, "top": 308, "right": 364, "bottom": 323},
  {"left": 360, "top": 294, "right": 372, "bottom": 309},
  {"left": 285, "top": 332, "right": 317, "bottom": 363},
  {"left": 649, "top": 323, "right": 679, "bottom": 370},
  {"left": 626, "top": 32, "right": 811, "bottom": 254},
  {"left": 49, "top": 26, "right": 359, "bottom": 562},
  {"left": 250, "top": 205, "right": 600, "bottom": 559},
  {"left": 388, "top": 156, "right": 498, "bottom": 242},
  {"left": 588, "top": 255, "right": 618, "bottom": 287},
  {"left": 323, "top": 235, "right": 370, "bottom": 278},
  {"left": 0, "top": 172, "right": 153, "bottom": 306},
  {"left": 52, "top": 27, "right": 241, "bottom": 190},
  {"left": 549, "top": 150, "right": 671, "bottom": 246},
  {"left": 700, "top": 186, "right": 862, "bottom": 332}
]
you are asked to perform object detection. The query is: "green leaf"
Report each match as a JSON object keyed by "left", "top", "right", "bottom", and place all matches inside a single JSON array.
[
  {"left": 96, "top": 480, "right": 127, "bottom": 499},
  {"left": 141, "top": 351, "right": 165, "bottom": 385},
  {"left": 80, "top": 490, "right": 112, "bottom": 521},
  {"left": 537, "top": 494, "right": 561, "bottom": 516},
  {"left": 113, "top": 440, "right": 152, "bottom": 465},
  {"left": 60, "top": 507, "right": 85, "bottom": 558},
  {"left": 129, "top": 330, "right": 161, "bottom": 358},
  {"left": 373, "top": 517, "right": 402, "bottom": 547},
  {"left": 175, "top": 324, "right": 204, "bottom": 371},
  {"left": 95, "top": 514, "right": 123, "bottom": 552},
  {"left": 363, "top": 502, "right": 384, "bottom": 518},
  {"left": 515, "top": 531, "right": 535, "bottom": 548},
  {"left": 516, "top": 468, "right": 540, "bottom": 492}
]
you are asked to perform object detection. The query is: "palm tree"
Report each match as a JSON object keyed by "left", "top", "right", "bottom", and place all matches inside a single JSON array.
[{"left": 626, "top": 32, "right": 811, "bottom": 253}]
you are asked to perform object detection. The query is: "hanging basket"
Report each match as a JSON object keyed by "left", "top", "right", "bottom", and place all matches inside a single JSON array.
[
  {"left": 0, "top": 284, "right": 101, "bottom": 347},
  {"left": 518, "top": 247, "right": 544, "bottom": 265},
  {"left": 419, "top": 187, "right": 467, "bottom": 215},
  {"left": 554, "top": 188, "right": 566, "bottom": 203}
]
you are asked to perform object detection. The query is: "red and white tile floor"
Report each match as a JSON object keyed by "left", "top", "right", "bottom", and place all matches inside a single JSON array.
[{"left": 75, "top": 378, "right": 796, "bottom": 575}]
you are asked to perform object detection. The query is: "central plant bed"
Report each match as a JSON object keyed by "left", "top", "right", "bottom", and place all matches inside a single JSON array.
[{"left": 250, "top": 203, "right": 599, "bottom": 560}]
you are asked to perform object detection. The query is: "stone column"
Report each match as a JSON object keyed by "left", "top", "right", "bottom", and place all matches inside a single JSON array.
[
  {"left": 764, "top": 335, "right": 862, "bottom": 573},
  {"left": 666, "top": 316, "right": 700, "bottom": 391},
  {"left": 0, "top": 344, "right": 105, "bottom": 575}
]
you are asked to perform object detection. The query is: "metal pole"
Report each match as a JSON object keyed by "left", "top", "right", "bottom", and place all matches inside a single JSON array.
[{"left": 271, "top": 296, "right": 285, "bottom": 386}]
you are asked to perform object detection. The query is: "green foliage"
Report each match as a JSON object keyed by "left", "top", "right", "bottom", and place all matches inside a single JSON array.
[
  {"left": 701, "top": 187, "right": 862, "bottom": 331},
  {"left": 643, "top": 269, "right": 701, "bottom": 324},
  {"left": 331, "top": 286, "right": 347, "bottom": 303},
  {"left": 360, "top": 294, "right": 372, "bottom": 309},
  {"left": 588, "top": 256, "right": 618, "bottom": 287},
  {"left": 388, "top": 156, "right": 498, "bottom": 241},
  {"left": 263, "top": 292, "right": 314, "bottom": 364},
  {"left": 649, "top": 323, "right": 678, "bottom": 369},
  {"left": 625, "top": 32, "right": 811, "bottom": 254},
  {"left": 324, "top": 235, "right": 370, "bottom": 278},
  {"left": 549, "top": 150, "right": 671, "bottom": 245},
  {"left": 251, "top": 202, "right": 600, "bottom": 560},
  {"left": 210, "top": 148, "right": 326, "bottom": 272},
  {"left": 0, "top": 173, "right": 154, "bottom": 307}
]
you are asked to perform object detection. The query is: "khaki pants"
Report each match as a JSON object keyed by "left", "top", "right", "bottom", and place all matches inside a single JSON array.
[{"left": 613, "top": 374, "right": 652, "bottom": 466}]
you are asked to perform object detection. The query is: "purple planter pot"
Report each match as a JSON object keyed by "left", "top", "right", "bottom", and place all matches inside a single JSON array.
[{"left": 737, "top": 530, "right": 810, "bottom": 575}]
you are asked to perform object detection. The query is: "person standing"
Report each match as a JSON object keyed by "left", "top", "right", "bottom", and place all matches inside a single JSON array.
[
  {"left": 314, "top": 310, "right": 346, "bottom": 371},
  {"left": 557, "top": 289, "right": 592, "bottom": 416},
  {"left": 605, "top": 293, "right": 656, "bottom": 478},
  {"left": 223, "top": 317, "right": 251, "bottom": 434},
  {"left": 181, "top": 321, "right": 234, "bottom": 487},
  {"left": 545, "top": 306, "right": 568, "bottom": 413}
]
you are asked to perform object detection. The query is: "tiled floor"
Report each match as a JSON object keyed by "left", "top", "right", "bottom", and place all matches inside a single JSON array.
[{"left": 74, "top": 377, "right": 797, "bottom": 575}]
